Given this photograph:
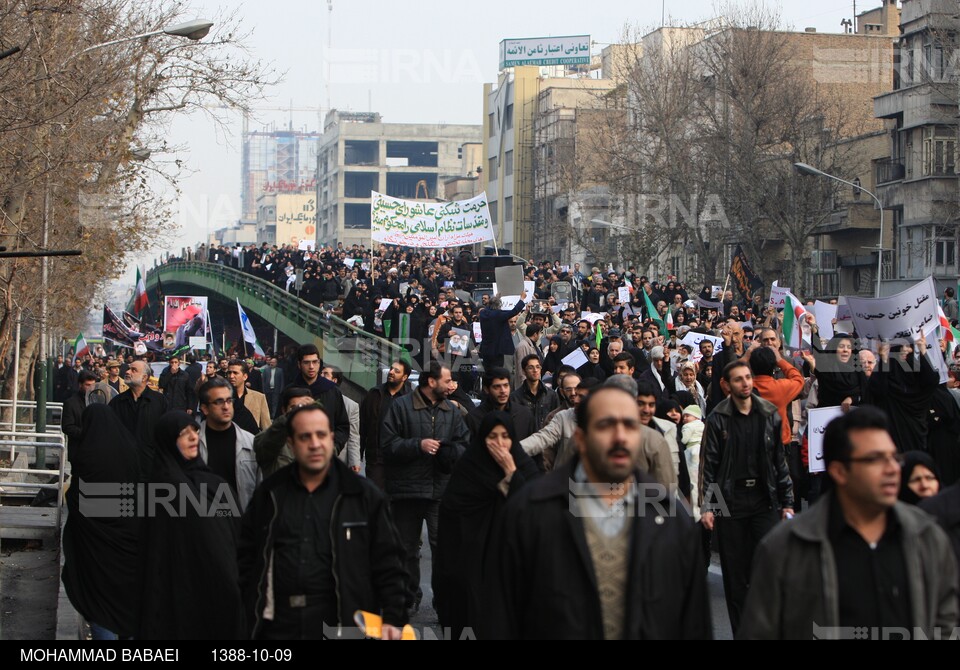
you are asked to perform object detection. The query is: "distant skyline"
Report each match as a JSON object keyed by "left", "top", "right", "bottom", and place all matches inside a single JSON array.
[{"left": 137, "top": 0, "right": 879, "bottom": 274}]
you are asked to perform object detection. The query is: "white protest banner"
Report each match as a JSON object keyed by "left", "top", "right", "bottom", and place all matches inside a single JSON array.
[
  {"left": 835, "top": 297, "right": 854, "bottom": 334},
  {"left": 679, "top": 332, "right": 724, "bottom": 359},
  {"left": 551, "top": 306, "right": 563, "bottom": 314},
  {"left": 769, "top": 281, "right": 790, "bottom": 310},
  {"left": 581, "top": 312, "right": 605, "bottom": 325},
  {"left": 711, "top": 285, "right": 722, "bottom": 299},
  {"left": 618, "top": 287, "right": 632, "bottom": 305},
  {"left": 846, "top": 277, "right": 938, "bottom": 341},
  {"left": 811, "top": 301, "right": 839, "bottom": 341},
  {"left": 189, "top": 336, "right": 207, "bottom": 351},
  {"left": 297, "top": 239, "right": 316, "bottom": 251},
  {"left": 371, "top": 191, "right": 495, "bottom": 248},
  {"left": 343, "top": 258, "right": 356, "bottom": 268},
  {"left": 378, "top": 299, "right": 393, "bottom": 313},
  {"left": 524, "top": 281, "right": 536, "bottom": 297},
  {"left": 561, "top": 348, "right": 589, "bottom": 370},
  {"left": 808, "top": 407, "right": 845, "bottom": 474},
  {"left": 472, "top": 322, "right": 483, "bottom": 344}
]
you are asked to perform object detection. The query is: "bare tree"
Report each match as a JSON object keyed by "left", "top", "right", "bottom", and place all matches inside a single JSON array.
[{"left": 0, "top": 0, "right": 279, "bottom": 401}]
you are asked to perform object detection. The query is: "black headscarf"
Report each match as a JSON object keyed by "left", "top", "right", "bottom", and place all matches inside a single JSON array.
[
  {"left": 899, "top": 451, "right": 941, "bottom": 506},
  {"left": 139, "top": 411, "right": 243, "bottom": 640},
  {"left": 153, "top": 411, "right": 225, "bottom": 495},
  {"left": 437, "top": 412, "right": 541, "bottom": 638},
  {"left": 443, "top": 412, "right": 540, "bottom": 516},
  {"left": 61, "top": 404, "right": 141, "bottom": 637},
  {"left": 655, "top": 398, "right": 682, "bottom": 425},
  {"left": 815, "top": 337, "right": 867, "bottom": 408}
]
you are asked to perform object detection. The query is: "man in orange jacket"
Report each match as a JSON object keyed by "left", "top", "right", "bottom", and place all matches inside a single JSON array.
[{"left": 748, "top": 342, "right": 805, "bottom": 447}]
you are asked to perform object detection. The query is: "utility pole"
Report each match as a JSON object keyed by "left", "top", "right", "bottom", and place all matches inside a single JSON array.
[{"left": 326, "top": 0, "right": 334, "bottom": 111}]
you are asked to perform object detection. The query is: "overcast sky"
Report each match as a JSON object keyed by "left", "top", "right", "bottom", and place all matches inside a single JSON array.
[{"left": 141, "top": 0, "right": 872, "bottom": 271}]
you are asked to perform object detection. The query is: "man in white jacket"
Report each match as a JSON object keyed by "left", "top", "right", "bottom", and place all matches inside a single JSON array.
[
  {"left": 198, "top": 377, "right": 261, "bottom": 512},
  {"left": 322, "top": 365, "right": 361, "bottom": 472},
  {"left": 522, "top": 376, "right": 677, "bottom": 488}
]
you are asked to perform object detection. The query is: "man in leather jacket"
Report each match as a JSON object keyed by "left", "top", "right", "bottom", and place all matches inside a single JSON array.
[{"left": 699, "top": 359, "right": 794, "bottom": 635}]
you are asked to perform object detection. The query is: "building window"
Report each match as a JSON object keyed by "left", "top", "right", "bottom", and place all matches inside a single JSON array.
[
  {"left": 489, "top": 201, "right": 498, "bottom": 226},
  {"left": 922, "top": 125, "right": 956, "bottom": 176},
  {"left": 344, "top": 203, "right": 371, "bottom": 229},
  {"left": 927, "top": 225, "right": 957, "bottom": 269},
  {"left": 504, "top": 196, "right": 513, "bottom": 222},
  {"left": 504, "top": 104, "right": 514, "bottom": 131},
  {"left": 808, "top": 272, "right": 839, "bottom": 298},
  {"left": 488, "top": 112, "right": 496, "bottom": 138},
  {"left": 489, "top": 156, "right": 499, "bottom": 180},
  {"left": 505, "top": 150, "right": 514, "bottom": 177}
]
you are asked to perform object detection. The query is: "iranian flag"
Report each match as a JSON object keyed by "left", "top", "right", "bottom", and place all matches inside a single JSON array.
[
  {"left": 939, "top": 305, "right": 960, "bottom": 354},
  {"left": 666, "top": 309, "right": 675, "bottom": 331},
  {"left": 73, "top": 333, "right": 89, "bottom": 363},
  {"left": 134, "top": 267, "right": 149, "bottom": 315},
  {"left": 781, "top": 292, "right": 811, "bottom": 349},
  {"left": 642, "top": 287, "right": 667, "bottom": 335}
]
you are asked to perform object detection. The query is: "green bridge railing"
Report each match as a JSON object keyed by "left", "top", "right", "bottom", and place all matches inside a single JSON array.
[{"left": 141, "top": 261, "right": 402, "bottom": 396}]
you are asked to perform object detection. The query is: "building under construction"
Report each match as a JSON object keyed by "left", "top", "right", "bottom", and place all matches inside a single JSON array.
[{"left": 241, "top": 129, "right": 322, "bottom": 221}]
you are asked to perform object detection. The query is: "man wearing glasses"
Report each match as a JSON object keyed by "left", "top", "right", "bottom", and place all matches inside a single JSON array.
[
  {"left": 740, "top": 407, "right": 958, "bottom": 639},
  {"left": 198, "top": 377, "right": 260, "bottom": 512}
]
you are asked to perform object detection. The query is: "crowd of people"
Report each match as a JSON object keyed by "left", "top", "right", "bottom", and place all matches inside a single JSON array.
[{"left": 57, "top": 242, "right": 960, "bottom": 640}]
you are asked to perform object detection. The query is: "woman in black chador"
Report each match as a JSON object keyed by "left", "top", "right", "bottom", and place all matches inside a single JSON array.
[{"left": 139, "top": 411, "right": 243, "bottom": 640}]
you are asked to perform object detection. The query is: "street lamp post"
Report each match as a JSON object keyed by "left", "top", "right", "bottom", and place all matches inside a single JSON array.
[
  {"left": 66, "top": 19, "right": 215, "bottom": 62},
  {"left": 794, "top": 162, "right": 886, "bottom": 298}
]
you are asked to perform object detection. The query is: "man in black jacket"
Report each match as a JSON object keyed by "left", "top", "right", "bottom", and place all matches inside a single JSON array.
[
  {"left": 381, "top": 362, "right": 470, "bottom": 612},
  {"left": 239, "top": 405, "right": 409, "bottom": 640},
  {"left": 359, "top": 360, "right": 412, "bottom": 491},
  {"left": 284, "top": 344, "right": 350, "bottom": 455},
  {"left": 512, "top": 354, "right": 559, "bottom": 431},
  {"left": 108, "top": 360, "right": 169, "bottom": 482},
  {"left": 478, "top": 293, "right": 526, "bottom": 371},
  {"left": 487, "top": 385, "right": 711, "bottom": 639},
  {"left": 700, "top": 359, "right": 795, "bottom": 635},
  {"left": 61, "top": 371, "right": 98, "bottom": 444},
  {"left": 466, "top": 367, "right": 536, "bottom": 442},
  {"left": 158, "top": 357, "right": 193, "bottom": 413},
  {"left": 54, "top": 355, "right": 78, "bottom": 403}
]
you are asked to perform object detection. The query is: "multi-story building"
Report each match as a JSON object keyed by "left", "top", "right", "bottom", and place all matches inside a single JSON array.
[
  {"left": 531, "top": 78, "right": 618, "bottom": 265},
  {"left": 874, "top": 0, "right": 959, "bottom": 294},
  {"left": 315, "top": 111, "right": 482, "bottom": 249},
  {"left": 241, "top": 129, "right": 321, "bottom": 221}
]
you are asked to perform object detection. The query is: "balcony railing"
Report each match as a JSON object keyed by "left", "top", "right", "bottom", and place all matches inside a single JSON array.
[{"left": 875, "top": 158, "right": 905, "bottom": 185}]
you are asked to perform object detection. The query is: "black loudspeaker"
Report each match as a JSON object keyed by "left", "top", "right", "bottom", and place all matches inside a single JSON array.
[
  {"left": 466, "top": 260, "right": 480, "bottom": 283},
  {"left": 476, "top": 255, "right": 517, "bottom": 282}
]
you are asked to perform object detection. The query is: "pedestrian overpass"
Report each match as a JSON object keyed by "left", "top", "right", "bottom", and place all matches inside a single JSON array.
[{"left": 137, "top": 261, "right": 401, "bottom": 397}]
